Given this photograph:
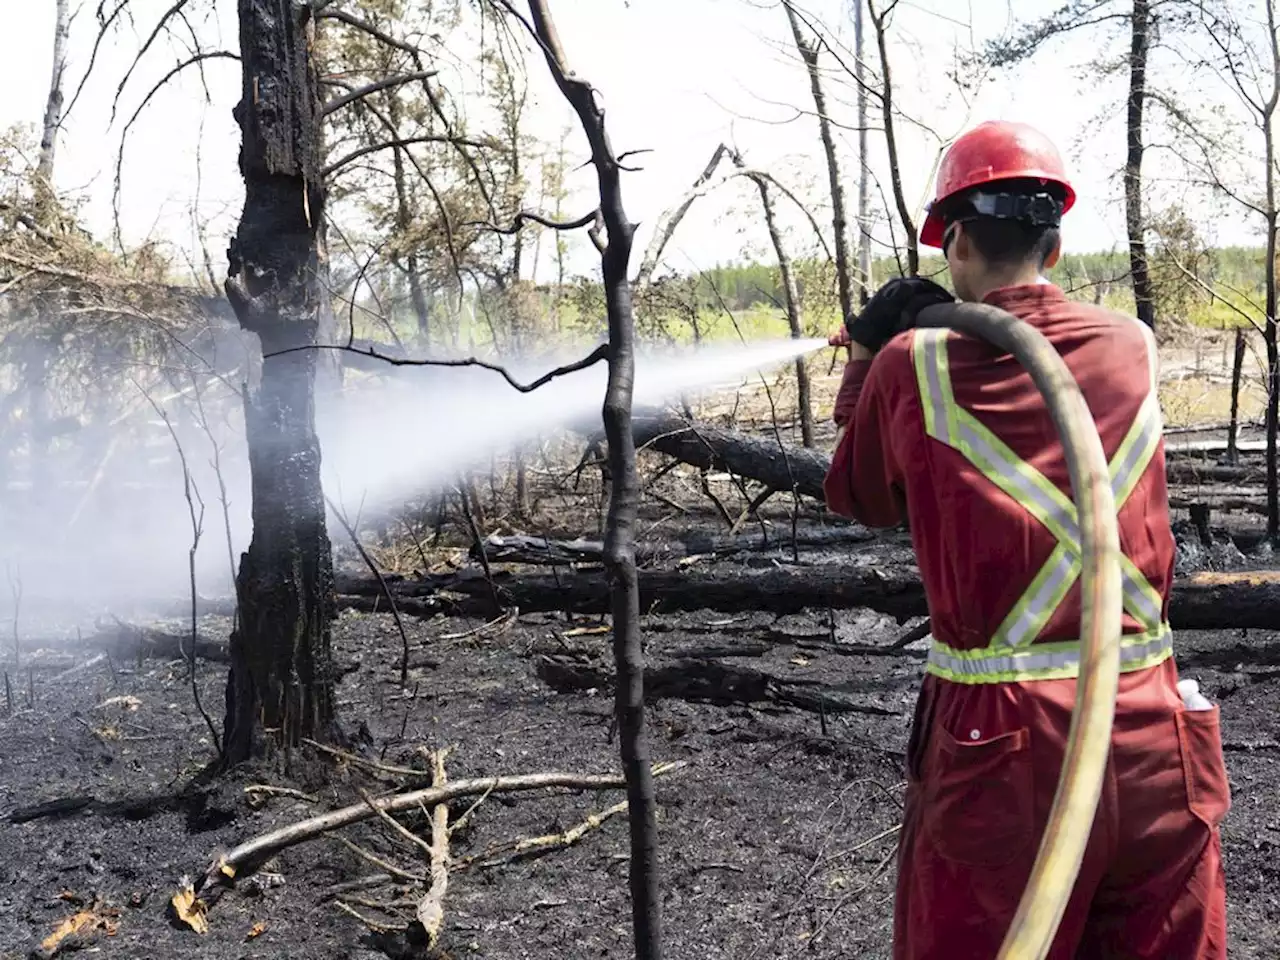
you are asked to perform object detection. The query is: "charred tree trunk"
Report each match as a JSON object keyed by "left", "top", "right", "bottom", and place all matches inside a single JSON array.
[
  {"left": 222, "top": 0, "right": 337, "bottom": 765},
  {"left": 783, "top": 2, "right": 856, "bottom": 323},
  {"left": 738, "top": 158, "right": 813, "bottom": 446},
  {"left": 525, "top": 3, "right": 661, "bottom": 956},
  {"left": 868, "top": 0, "right": 917, "bottom": 276},
  {"left": 1126, "top": 0, "right": 1155, "bottom": 328},
  {"left": 854, "top": 0, "right": 872, "bottom": 303},
  {"left": 1265, "top": 3, "right": 1280, "bottom": 544},
  {"left": 388, "top": 100, "right": 431, "bottom": 343},
  {"left": 37, "top": 0, "right": 70, "bottom": 211},
  {"left": 1229, "top": 327, "right": 1247, "bottom": 465}
]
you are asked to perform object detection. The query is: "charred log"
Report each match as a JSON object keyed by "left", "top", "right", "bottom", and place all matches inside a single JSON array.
[
  {"left": 467, "top": 526, "right": 879, "bottom": 566},
  {"left": 632, "top": 412, "right": 829, "bottom": 502},
  {"left": 336, "top": 566, "right": 1280, "bottom": 631},
  {"left": 536, "top": 652, "right": 900, "bottom": 717}
]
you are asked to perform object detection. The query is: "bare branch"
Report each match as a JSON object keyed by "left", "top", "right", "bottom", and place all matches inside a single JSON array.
[
  {"left": 265, "top": 342, "right": 610, "bottom": 394},
  {"left": 109, "top": 0, "right": 197, "bottom": 125},
  {"left": 323, "top": 134, "right": 497, "bottom": 178},
  {"left": 465, "top": 208, "right": 598, "bottom": 235},
  {"left": 321, "top": 70, "right": 438, "bottom": 117}
]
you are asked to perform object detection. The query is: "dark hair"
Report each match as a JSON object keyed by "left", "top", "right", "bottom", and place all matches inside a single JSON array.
[{"left": 942, "top": 177, "right": 1066, "bottom": 268}]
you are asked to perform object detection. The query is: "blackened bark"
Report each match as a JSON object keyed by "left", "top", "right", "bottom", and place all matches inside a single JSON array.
[
  {"left": 222, "top": 0, "right": 337, "bottom": 765},
  {"left": 524, "top": 3, "right": 661, "bottom": 956},
  {"left": 868, "top": 0, "right": 918, "bottom": 276},
  {"left": 739, "top": 160, "right": 813, "bottom": 446},
  {"left": 1267, "top": 1, "right": 1280, "bottom": 544},
  {"left": 854, "top": 0, "right": 872, "bottom": 303},
  {"left": 388, "top": 97, "right": 431, "bottom": 343},
  {"left": 1228, "top": 327, "right": 1247, "bottom": 465},
  {"left": 783, "top": 3, "right": 856, "bottom": 322},
  {"left": 1127, "top": 0, "right": 1155, "bottom": 328}
]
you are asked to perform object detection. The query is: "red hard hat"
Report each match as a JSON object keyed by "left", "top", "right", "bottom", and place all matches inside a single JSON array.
[{"left": 920, "top": 121, "right": 1076, "bottom": 248}]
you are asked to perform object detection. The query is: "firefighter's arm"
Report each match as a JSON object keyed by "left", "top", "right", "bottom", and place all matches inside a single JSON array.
[{"left": 823, "top": 339, "right": 910, "bottom": 527}]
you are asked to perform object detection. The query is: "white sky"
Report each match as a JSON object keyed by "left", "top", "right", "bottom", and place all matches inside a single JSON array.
[{"left": 0, "top": 0, "right": 1265, "bottom": 284}]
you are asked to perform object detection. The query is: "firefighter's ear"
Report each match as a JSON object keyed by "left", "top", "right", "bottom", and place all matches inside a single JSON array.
[{"left": 1042, "top": 234, "right": 1063, "bottom": 270}]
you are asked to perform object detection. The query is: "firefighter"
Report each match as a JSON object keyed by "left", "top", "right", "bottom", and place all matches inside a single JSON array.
[{"left": 824, "top": 120, "right": 1231, "bottom": 958}]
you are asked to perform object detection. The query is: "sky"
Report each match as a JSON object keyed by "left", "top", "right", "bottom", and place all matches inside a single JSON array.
[{"left": 0, "top": 0, "right": 1266, "bottom": 285}]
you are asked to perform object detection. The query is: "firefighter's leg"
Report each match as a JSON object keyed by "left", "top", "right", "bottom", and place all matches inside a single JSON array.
[
  {"left": 1075, "top": 692, "right": 1230, "bottom": 959},
  {"left": 892, "top": 678, "right": 1112, "bottom": 960}
]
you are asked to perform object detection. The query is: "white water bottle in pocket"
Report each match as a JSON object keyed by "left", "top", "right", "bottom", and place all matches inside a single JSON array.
[{"left": 1177, "top": 678, "right": 1214, "bottom": 711}]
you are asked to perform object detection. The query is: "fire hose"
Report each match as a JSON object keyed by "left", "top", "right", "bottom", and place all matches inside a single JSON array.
[{"left": 915, "top": 301, "right": 1123, "bottom": 960}]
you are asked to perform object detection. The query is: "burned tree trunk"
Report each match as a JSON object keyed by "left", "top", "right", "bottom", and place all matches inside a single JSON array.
[
  {"left": 783, "top": 2, "right": 857, "bottom": 322},
  {"left": 854, "top": 0, "right": 872, "bottom": 303},
  {"left": 868, "top": 0, "right": 918, "bottom": 276},
  {"left": 736, "top": 156, "right": 813, "bottom": 446},
  {"left": 524, "top": 2, "right": 661, "bottom": 956},
  {"left": 221, "top": 0, "right": 337, "bottom": 765},
  {"left": 1228, "top": 327, "right": 1247, "bottom": 465},
  {"left": 37, "top": 0, "right": 70, "bottom": 209},
  {"left": 1126, "top": 0, "right": 1155, "bottom": 328}
]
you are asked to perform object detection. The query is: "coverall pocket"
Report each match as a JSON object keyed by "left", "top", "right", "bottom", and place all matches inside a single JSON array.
[
  {"left": 1176, "top": 705, "right": 1231, "bottom": 829},
  {"left": 923, "top": 725, "right": 1033, "bottom": 868}
]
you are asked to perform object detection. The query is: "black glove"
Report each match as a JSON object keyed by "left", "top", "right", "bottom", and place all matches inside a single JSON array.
[{"left": 845, "top": 277, "right": 954, "bottom": 352}]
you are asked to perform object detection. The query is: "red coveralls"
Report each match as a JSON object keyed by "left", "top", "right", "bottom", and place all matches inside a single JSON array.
[{"left": 824, "top": 283, "right": 1231, "bottom": 959}]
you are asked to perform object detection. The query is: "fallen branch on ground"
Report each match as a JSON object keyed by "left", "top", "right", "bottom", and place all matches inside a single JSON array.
[
  {"left": 456, "top": 798, "right": 630, "bottom": 870},
  {"left": 187, "top": 762, "right": 687, "bottom": 908},
  {"left": 410, "top": 750, "right": 450, "bottom": 947}
]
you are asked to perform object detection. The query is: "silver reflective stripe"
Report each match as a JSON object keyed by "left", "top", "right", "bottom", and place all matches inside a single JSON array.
[
  {"left": 1004, "top": 548, "right": 1077, "bottom": 647},
  {"left": 1121, "top": 570, "right": 1163, "bottom": 626},
  {"left": 957, "top": 418, "right": 1078, "bottom": 539},
  {"left": 1111, "top": 404, "right": 1161, "bottom": 497}
]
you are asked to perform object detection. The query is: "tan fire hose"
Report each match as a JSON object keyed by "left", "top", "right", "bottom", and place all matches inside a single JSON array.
[{"left": 915, "top": 301, "right": 1124, "bottom": 960}]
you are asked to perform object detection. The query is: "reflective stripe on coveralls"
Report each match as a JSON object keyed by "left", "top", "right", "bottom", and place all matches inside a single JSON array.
[{"left": 912, "top": 322, "right": 1174, "bottom": 683}]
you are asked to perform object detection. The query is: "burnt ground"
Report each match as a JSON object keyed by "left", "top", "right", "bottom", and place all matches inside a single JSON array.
[
  {"left": 2, "top": 579, "right": 1280, "bottom": 958},
  {"left": 1, "top": 432, "right": 1280, "bottom": 959}
]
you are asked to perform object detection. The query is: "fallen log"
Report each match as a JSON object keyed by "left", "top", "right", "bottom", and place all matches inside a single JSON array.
[
  {"left": 1166, "top": 461, "right": 1264, "bottom": 484},
  {"left": 632, "top": 410, "right": 829, "bottom": 501},
  {"left": 535, "top": 653, "right": 901, "bottom": 716},
  {"left": 469, "top": 526, "right": 881, "bottom": 567},
  {"left": 631, "top": 410, "right": 1267, "bottom": 505},
  {"left": 337, "top": 567, "right": 1280, "bottom": 631}
]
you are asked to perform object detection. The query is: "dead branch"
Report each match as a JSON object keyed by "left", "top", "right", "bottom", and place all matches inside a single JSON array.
[
  {"left": 322, "top": 70, "right": 438, "bottom": 117},
  {"left": 264, "top": 341, "right": 608, "bottom": 394},
  {"left": 410, "top": 751, "right": 450, "bottom": 948},
  {"left": 324, "top": 493, "right": 412, "bottom": 686},
  {"left": 191, "top": 764, "right": 686, "bottom": 901},
  {"left": 466, "top": 208, "right": 599, "bottom": 235},
  {"left": 139, "top": 390, "right": 221, "bottom": 758},
  {"left": 456, "top": 798, "right": 629, "bottom": 870},
  {"left": 322, "top": 133, "right": 498, "bottom": 178}
]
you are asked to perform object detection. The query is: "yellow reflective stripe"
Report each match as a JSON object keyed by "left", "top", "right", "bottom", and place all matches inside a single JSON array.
[
  {"left": 926, "top": 623, "right": 1174, "bottom": 684},
  {"left": 911, "top": 321, "right": 1170, "bottom": 672}
]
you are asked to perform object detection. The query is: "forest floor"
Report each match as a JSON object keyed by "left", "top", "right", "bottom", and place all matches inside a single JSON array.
[
  {"left": 3, "top": 504, "right": 1280, "bottom": 959},
  {"left": 2, "top": 326, "right": 1279, "bottom": 959}
]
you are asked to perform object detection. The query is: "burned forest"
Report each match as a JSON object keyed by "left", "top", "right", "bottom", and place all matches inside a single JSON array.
[{"left": 2, "top": 1, "right": 1280, "bottom": 958}]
